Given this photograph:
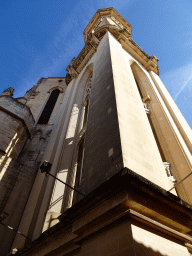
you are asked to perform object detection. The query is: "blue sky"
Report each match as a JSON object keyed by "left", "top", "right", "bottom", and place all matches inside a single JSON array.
[{"left": 1, "top": 0, "right": 192, "bottom": 128}]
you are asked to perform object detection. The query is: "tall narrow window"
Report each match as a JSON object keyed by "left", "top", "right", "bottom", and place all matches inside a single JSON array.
[
  {"left": 147, "top": 114, "right": 166, "bottom": 162},
  {"left": 75, "top": 74, "right": 92, "bottom": 186},
  {"left": 38, "top": 89, "right": 60, "bottom": 124},
  {"left": 75, "top": 137, "right": 85, "bottom": 187},
  {"left": 132, "top": 68, "right": 166, "bottom": 162}
]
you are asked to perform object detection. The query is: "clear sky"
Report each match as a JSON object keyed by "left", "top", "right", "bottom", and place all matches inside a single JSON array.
[{"left": 1, "top": 0, "right": 192, "bottom": 128}]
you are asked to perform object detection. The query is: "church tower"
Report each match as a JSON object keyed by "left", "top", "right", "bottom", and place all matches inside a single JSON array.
[{"left": 1, "top": 8, "right": 192, "bottom": 256}]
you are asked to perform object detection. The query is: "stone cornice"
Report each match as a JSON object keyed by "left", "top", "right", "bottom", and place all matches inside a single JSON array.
[
  {"left": 65, "top": 8, "right": 160, "bottom": 85},
  {"left": 0, "top": 96, "right": 35, "bottom": 135},
  {"left": 16, "top": 168, "right": 192, "bottom": 255},
  {"left": 83, "top": 7, "right": 132, "bottom": 42}
]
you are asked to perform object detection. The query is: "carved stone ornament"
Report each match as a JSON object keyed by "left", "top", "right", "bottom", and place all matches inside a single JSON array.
[
  {"left": 66, "top": 57, "right": 78, "bottom": 77},
  {"left": 24, "top": 85, "right": 39, "bottom": 100},
  {"left": 142, "top": 95, "right": 151, "bottom": 103},
  {"left": 65, "top": 8, "right": 159, "bottom": 87},
  {"left": 1, "top": 87, "right": 15, "bottom": 97},
  {"left": 163, "top": 162, "right": 177, "bottom": 183},
  {"left": 87, "top": 33, "right": 100, "bottom": 48},
  {"left": 143, "top": 102, "right": 150, "bottom": 115},
  {"left": 65, "top": 57, "right": 79, "bottom": 85},
  {"left": 86, "top": 74, "right": 92, "bottom": 95}
]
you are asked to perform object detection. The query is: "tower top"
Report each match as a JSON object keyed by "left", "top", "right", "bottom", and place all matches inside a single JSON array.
[
  {"left": 65, "top": 8, "right": 159, "bottom": 84},
  {"left": 83, "top": 7, "right": 132, "bottom": 43}
]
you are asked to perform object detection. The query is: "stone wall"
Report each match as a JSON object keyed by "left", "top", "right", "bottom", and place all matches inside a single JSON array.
[
  {"left": 0, "top": 161, "right": 38, "bottom": 255},
  {"left": 0, "top": 77, "right": 65, "bottom": 254},
  {"left": 18, "top": 125, "right": 52, "bottom": 170},
  {"left": 25, "top": 78, "right": 67, "bottom": 123}
]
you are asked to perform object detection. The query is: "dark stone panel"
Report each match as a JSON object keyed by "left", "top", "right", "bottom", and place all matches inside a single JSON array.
[{"left": 78, "top": 33, "right": 123, "bottom": 197}]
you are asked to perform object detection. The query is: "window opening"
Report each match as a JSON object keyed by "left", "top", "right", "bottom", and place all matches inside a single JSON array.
[
  {"left": 38, "top": 89, "right": 60, "bottom": 124},
  {"left": 135, "top": 80, "right": 143, "bottom": 98},
  {"left": 83, "top": 100, "right": 89, "bottom": 127},
  {"left": 134, "top": 76, "right": 166, "bottom": 162},
  {"left": 147, "top": 114, "right": 166, "bottom": 162},
  {"left": 76, "top": 137, "right": 85, "bottom": 186},
  {"left": 75, "top": 74, "right": 92, "bottom": 189}
]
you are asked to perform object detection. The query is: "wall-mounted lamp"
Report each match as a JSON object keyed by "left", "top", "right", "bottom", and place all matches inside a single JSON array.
[{"left": 40, "top": 160, "right": 85, "bottom": 197}]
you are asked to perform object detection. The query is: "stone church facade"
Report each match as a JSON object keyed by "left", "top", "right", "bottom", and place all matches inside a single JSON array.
[{"left": 0, "top": 7, "right": 192, "bottom": 256}]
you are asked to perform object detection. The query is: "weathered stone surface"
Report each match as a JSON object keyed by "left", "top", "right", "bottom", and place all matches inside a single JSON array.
[
  {"left": 15, "top": 169, "right": 192, "bottom": 256},
  {"left": 0, "top": 78, "right": 67, "bottom": 255},
  {"left": 1, "top": 7, "right": 192, "bottom": 256},
  {"left": 0, "top": 110, "right": 29, "bottom": 159},
  {"left": 0, "top": 96, "right": 34, "bottom": 134}
]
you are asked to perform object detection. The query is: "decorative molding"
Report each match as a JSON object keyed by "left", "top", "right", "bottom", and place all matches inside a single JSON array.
[
  {"left": 129, "top": 209, "right": 192, "bottom": 243},
  {"left": 142, "top": 94, "right": 151, "bottom": 102},
  {"left": 65, "top": 8, "right": 159, "bottom": 85},
  {"left": 83, "top": 8, "right": 132, "bottom": 42},
  {"left": 73, "top": 208, "right": 192, "bottom": 245},
  {"left": 163, "top": 162, "right": 177, "bottom": 182},
  {"left": 24, "top": 85, "right": 38, "bottom": 100},
  {"left": 48, "top": 86, "right": 64, "bottom": 93},
  {"left": 45, "top": 129, "right": 52, "bottom": 139},
  {"left": 131, "top": 63, "right": 181, "bottom": 193},
  {"left": 185, "top": 243, "right": 192, "bottom": 249},
  {"left": 1, "top": 87, "right": 14, "bottom": 97},
  {"left": 31, "top": 129, "right": 43, "bottom": 139},
  {"left": 73, "top": 209, "right": 131, "bottom": 244},
  {"left": 30, "top": 91, "right": 40, "bottom": 99},
  {"left": 143, "top": 102, "right": 150, "bottom": 114}
]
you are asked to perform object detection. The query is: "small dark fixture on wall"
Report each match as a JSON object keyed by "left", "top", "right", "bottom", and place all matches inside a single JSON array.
[{"left": 40, "top": 160, "right": 85, "bottom": 197}]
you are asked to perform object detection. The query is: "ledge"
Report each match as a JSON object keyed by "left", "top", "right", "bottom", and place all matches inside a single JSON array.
[
  {"left": 16, "top": 168, "right": 192, "bottom": 255},
  {"left": 0, "top": 96, "right": 35, "bottom": 135}
]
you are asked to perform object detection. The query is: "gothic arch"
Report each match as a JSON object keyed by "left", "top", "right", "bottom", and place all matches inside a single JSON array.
[
  {"left": 130, "top": 61, "right": 149, "bottom": 98},
  {"left": 59, "top": 64, "right": 94, "bottom": 210},
  {"left": 48, "top": 86, "right": 64, "bottom": 93},
  {"left": 76, "top": 64, "right": 93, "bottom": 131},
  {"left": 78, "top": 63, "right": 93, "bottom": 91},
  {"left": 130, "top": 61, "right": 167, "bottom": 162}
]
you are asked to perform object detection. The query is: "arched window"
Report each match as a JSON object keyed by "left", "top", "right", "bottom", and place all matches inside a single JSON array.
[
  {"left": 130, "top": 64, "right": 166, "bottom": 162},
  {"left": 75, "top": 73, "right": 92, "bottom": 187},
  {"left": 38, "top": 89, "right": 60, "bottom": 124}
]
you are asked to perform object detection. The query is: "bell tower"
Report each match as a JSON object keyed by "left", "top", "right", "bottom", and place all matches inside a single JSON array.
[
  {"left": 70, "top": 8, "right": 192, "bottom": 204},
  {"left": 2, "top": 8, "right": 192, "bottom": 256}
]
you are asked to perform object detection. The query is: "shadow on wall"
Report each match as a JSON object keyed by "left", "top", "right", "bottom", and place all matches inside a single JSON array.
[
  {"left": 0, "top": 131, "right": 22, "bottom": 212},
  {"left": 66, "top": 216, "right": 190, "bottom": 256},
  {"left": 133, "top": 241, "right": 169, "bottom": 256},
  {"left": 64, "top": 236, "right": 175, "bottom": 256},
  {"left": 45, "top": 137, "right": 78, "bottom": 211}
]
